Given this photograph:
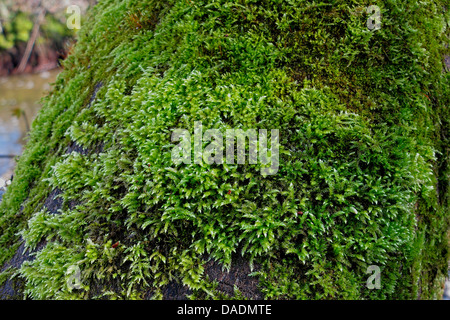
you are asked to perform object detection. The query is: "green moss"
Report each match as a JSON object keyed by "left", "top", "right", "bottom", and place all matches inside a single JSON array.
[{"left": 0, "top": 0, "right": 449, "bottom": 300}]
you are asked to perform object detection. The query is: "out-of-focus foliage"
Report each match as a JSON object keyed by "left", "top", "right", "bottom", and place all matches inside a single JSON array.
[
  {"left": 0, "top": 0, "right": 448, "bottom": 300},
  {"left": 0, "top": 0, "right": 93, "bottom": 50}
]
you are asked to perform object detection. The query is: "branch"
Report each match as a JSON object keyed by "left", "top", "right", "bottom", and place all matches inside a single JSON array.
[{"left": 17, "top": 7, "right": 46, "bottom": 73}]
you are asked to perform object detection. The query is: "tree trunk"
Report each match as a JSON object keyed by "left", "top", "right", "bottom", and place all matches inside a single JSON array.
[{"left": 17, "top": 7, "right": 46, "bottom": 73}]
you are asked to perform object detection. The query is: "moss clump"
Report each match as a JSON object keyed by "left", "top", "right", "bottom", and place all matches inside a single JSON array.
[{"left": 0, "top": 0, "right": 449, "bottom": 299}]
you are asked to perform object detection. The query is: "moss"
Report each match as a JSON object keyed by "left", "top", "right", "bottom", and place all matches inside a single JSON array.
[{"left": 0, "top": 0, "right": 449, "bottom": 300}]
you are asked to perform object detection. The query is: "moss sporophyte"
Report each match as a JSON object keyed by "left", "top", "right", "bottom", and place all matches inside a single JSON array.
[{"left": 171, "top": 121, "right": 280, "bottom": 176}]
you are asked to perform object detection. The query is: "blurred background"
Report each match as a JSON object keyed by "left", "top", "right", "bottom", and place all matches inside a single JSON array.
[{"left": 0, "top": 0, "right": 94, "bottom": 191}]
